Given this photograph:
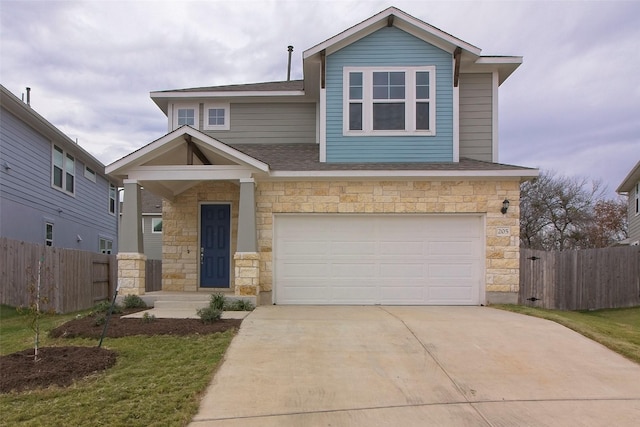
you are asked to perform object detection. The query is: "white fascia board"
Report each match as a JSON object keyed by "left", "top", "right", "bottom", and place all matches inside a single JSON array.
[
  {"left": 616, "top": 160, "right": 640, "bottom": 193},
  {"left": 150, "top": 90, "right": 306, "bottom": 99},
  {"left": 304, "top": 7, "right": 481, "bottom": 59},
  {"left": 268, "top": 169, "right": 539, "bottom": 179},
  {"left": 128, "top": 165, "right": 255, "bottom": 181},
  {"left": 106, "top": 126, "right": 270, "bottom": 175}
]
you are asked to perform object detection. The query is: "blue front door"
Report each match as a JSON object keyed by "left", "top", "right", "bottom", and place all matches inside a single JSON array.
[{"left": 200, "top": 204, "right": 231, "bottom": 288}]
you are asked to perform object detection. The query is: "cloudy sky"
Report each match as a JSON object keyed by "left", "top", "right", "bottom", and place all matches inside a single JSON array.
[{"left": 1, "top": 0, "right": 638, "bottom": 197}]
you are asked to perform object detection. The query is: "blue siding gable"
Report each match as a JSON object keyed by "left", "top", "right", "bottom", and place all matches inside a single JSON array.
[{"left": 325, "top": 27, "right": 453, "bottom": 162}]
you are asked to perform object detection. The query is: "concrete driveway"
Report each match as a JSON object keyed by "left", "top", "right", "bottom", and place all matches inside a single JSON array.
[{"left": 190, "top": 306, "right": 640, "bottom": 426}]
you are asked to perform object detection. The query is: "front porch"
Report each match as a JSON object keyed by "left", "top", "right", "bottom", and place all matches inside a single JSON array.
[{"left": 108, "top": 127, "right": 270, "bottom": 301}]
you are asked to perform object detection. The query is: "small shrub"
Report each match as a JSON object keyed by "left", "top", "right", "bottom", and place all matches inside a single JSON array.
[
  {"left": 209, "top": 293, "right": 226, "bottom": 310},
  {"left": 123, "top": 294, "right": 147, "bottom": 309},
  {"left": 92, "top": 301, "right": 122, "bottom": 315},
  {"left": 197, "top": 306, "right": 222, "bottom": 324},
  {"left": 141, "top": 312, "right": 156, "bottom": 323},
  {"left": 93, "top": 315, "right": 106, "bottom": 326},
  {"left": 224, "top": 299, "right": 254, "bottom": 311}
]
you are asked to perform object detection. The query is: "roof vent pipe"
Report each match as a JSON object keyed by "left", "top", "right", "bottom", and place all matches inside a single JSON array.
[
  {"left": 287, "top": 46, "right": 293, "bottom": 81},
  {"left": 26, "top": 87, "right": 31, "bottom": 106}
]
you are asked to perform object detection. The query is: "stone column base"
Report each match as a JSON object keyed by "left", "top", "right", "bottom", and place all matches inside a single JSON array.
[
  {"left": 234, "top": 252, "right": 260, "bottom": 296},
  {"left": 117, "top": 252, "right": 147, "bottom": 296}
]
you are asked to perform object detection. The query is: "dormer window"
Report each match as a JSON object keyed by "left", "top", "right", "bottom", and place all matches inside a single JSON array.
[
  {"left": 204, "top": 103, "right": 230, "bottom": 130},
  {"left": 171, "top": 103, "right": 199, "bottom": 130},
  {"left": 343, "top": 66, "right": 436, "bottom": 136}
]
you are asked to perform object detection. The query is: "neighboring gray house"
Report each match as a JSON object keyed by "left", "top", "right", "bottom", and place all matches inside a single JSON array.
[
  {"left": 0, "top": 84, "right": 119, "bottom": 253},
  {"left": 617, "top": 160, "right": 640, "bottom": 245},
  {"left": 119, "top": 188, "right": 163, "bottom": 259}
]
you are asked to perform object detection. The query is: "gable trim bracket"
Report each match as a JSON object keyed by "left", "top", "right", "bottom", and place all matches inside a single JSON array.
[
  {"left": 453, "top": 47, "right": 462, "bottom": 87},
  {"left": 185, "top": 134, "right": 212, "bottom": 165}
]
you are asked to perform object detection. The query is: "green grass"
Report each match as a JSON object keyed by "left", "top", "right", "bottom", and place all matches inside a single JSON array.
[
  {"left": 0, "top": 305, "right": 235, "bottom": 426},
  {"left": 494, "top": 305, "right": 640, "bottom": 364}
]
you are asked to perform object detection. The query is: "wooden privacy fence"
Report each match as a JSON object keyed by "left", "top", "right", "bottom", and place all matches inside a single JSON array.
[
  {"left": 145, "top": 259, "right": 162, "bottom": 292},
  {"left": 519, "top": 246, "right": 640, "bottom": 310},
  {"left": 0, "top": 238, "right": 116, "bottom": 313}
]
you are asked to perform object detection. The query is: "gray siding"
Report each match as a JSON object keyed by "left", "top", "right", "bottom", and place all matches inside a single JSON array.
[
  {"left": 201, "top": 103, "right": 316, "bottom": 144},
  {"left": 142, "top": 215, "right": 162, "bottom": 260},
  {"left": 629, "top": 185, "right": 640, "bottom": 243},
  {"left": 0, "top": 107, "right": 118, "bottom": 253},
  {"left": 459, "top": 73, "right": 493, "bottom": 162},
  {"left": 325, "top": 26, "right": 454, "bottom": 163}
]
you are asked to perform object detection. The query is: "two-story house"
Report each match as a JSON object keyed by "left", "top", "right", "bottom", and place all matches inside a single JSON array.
[
  {"left": 0, "top": 84, "right": 119, "bottom": 253},
  {"left": 107, "top": 8, "right": 538, "bottom": 305},
  {"left": 617, "top": 160, "right": 640, "bottom": 245}
]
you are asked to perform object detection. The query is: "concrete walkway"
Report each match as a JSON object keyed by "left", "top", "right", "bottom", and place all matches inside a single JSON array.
[{"left": 190, "top": 306, "right": 640, "bottom": 426}]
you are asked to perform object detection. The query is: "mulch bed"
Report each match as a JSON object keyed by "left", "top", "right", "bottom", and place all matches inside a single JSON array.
[{"left": 0, "top": 310, "right": 242, "bottom": 394}]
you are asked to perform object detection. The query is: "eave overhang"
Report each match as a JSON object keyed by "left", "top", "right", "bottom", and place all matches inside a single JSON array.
[{"left": 616, "top": 160, "right": 640, "bottom": 193}]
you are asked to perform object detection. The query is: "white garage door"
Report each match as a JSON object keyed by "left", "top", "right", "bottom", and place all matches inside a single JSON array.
[{"left": 274, "top": 214, "right": 484, "bottom": 305}]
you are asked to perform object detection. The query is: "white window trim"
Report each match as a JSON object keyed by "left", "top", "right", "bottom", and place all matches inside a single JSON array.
[
  {"left": 99, "top": 237, "right": 113, "bottom": 254},
  {"left": 45, "top": 221, "right": 54, "bottom": 246},
  {"left": 151, "top": 217, "right": 163, "bottom": 234},
  {"left": 343, "top": 66, "right": 436, "bottom": 136},
  {"left": 203, "top": 103, "right": 230, "bottom": 130},
  {"left": 51, "top": 144, "right": 76, "bottom": 196},
  {"left": 171, "top": 103, "right": 199, "bottom": 130}
]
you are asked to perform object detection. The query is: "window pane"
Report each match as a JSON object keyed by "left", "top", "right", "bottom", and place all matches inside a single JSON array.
[
  {"left": 66, "top": 173, "right": 74, "bottom": 193},
  {"left": 65, "top": 154, "right": 74, "bottom": 173},
  {"left": 416, "top": 71, "right": 430, "bottom": 86},
  {"left": 389, "top": 86, "right": 405, "bottom": 99},
  {"left": 373, "top": 86, "right": 388, "bottom": 99},
  {"left": 152, "top": 218, "right": 163, "bottom": 233},
  {"left": 349, "top": 103, "right": 363, "bottom": 130},
  {"left": 389, "top": 72, "right": 405, "bottom": 85},
  {"left": 373, "top": 103, "right": 405, "bottom": 130},
  {"left": 53, "top": 146, "right": 63, "bottom": 167},
  {"left": 208, "top": 108, "right": 224, "bottom": 126},
  {"left": 373, "top": 72, "right": 387, "bottom": 85},
  {"left": 53, "top": 167, "right": 63, "bottom": 187},
  {"left": 349, "top": 72, "right": 362, "bottom": 86},
  {"left": 349, "top": 87, "right": 362, "bottom": 100},
  {"left": 178, "top": 109, "right": 194, "bottom": 126},
  {"left": 416, "top": 102, "right": 430, "bottom": 130},
  {"left": 46, "top": 223, "right": 53, "bottom": 240}
]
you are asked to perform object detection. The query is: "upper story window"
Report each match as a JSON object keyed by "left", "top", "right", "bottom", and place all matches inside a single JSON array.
[
  {"left": 204, "top": 103, "right": 230, "bottom": 130},
  {"left": 84, "top": 166, "right": 96, "bottom": 182},
  {"left": 172, "top": 103, "right": 199, "bottom": 129},
  {"left": 52, "top": 145, "right": 75, "bottom": 195},
  {"left": 344, "top": 66, "right": 436, "bottom": 136},
  {"left": 109, "top": 184, "right": 117, "bottom": 215}
]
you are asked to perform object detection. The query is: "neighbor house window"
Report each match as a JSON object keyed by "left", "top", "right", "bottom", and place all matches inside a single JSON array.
[
  {"left": 45, "top": 222, "right": 53, "bottom": 246},
  {"left": 344, "top": 66, "right": 436, "bottom": 135},
  {"left": 635, "top": 182, "right": 639, "bottom": 215},
  {"left": 52, "top": 145, "right": 75, "bottom": 194},
  {"left": 109, "top": 184, "right": 117, "bottom": 215},
  {"left": 152, "top": 218, "right": 163, "bottom": 233},
  {"left": 177, "top": 108, "right": 195, "bottom": 126},
  {"left": 99, "top": 238, "right": 113, "bottom": 254},
  {"left": 84, "top": 166, "right": 96, "bottom": 182},
  {"left": 203, "top": 103, "right": 230, "bottom": 130}
]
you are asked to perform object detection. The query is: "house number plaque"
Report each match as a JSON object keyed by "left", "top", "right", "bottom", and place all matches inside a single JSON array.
[{"left": 496, "top": 227, "right": 511, "bottom": 237}]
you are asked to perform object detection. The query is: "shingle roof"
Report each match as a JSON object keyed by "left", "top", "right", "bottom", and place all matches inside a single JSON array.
[
  {"left": 227, "top": 143, "right": 536, "bottom": 172},
  {"left": 155, "top": 80, "right": 304, "bottom": 93}
]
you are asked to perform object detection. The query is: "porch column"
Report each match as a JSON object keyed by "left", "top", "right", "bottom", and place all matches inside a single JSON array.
[
  {"left": 117, "top": 179, "right": 146, "bottom": 295},
  {"left": 237, "top": 178, "right": 257, "bottom": 252},
  {"left": 235, "top": 178, "right": 260, "bottom": 297}
]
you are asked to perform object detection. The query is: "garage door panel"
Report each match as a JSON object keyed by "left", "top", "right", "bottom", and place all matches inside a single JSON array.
[
  {"left": 330, "top": 262, "right": 378, "bottom": 278},
  {"left": 275, "top": 215, "right": 483, "bottom": 305}
]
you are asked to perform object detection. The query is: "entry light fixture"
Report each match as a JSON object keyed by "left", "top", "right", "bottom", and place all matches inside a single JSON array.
[{"left": 501, "top": 199, "right": 510, "bottom": 214}]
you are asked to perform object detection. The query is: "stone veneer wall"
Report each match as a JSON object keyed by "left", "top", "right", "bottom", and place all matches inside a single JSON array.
[
  {"left": 162, "top": 181, "right": 239, "bottom": 292},
  {"left": 255, "top": 180, "right": 521, "bottom": 295}
]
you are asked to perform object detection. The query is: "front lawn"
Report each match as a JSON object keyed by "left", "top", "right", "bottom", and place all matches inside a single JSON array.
[
  {"left": 0, "top": 305, "right": 235, "bottom": 426},
  {"left": 494, "top": 305, "right": 640, "bottom": 364}
]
